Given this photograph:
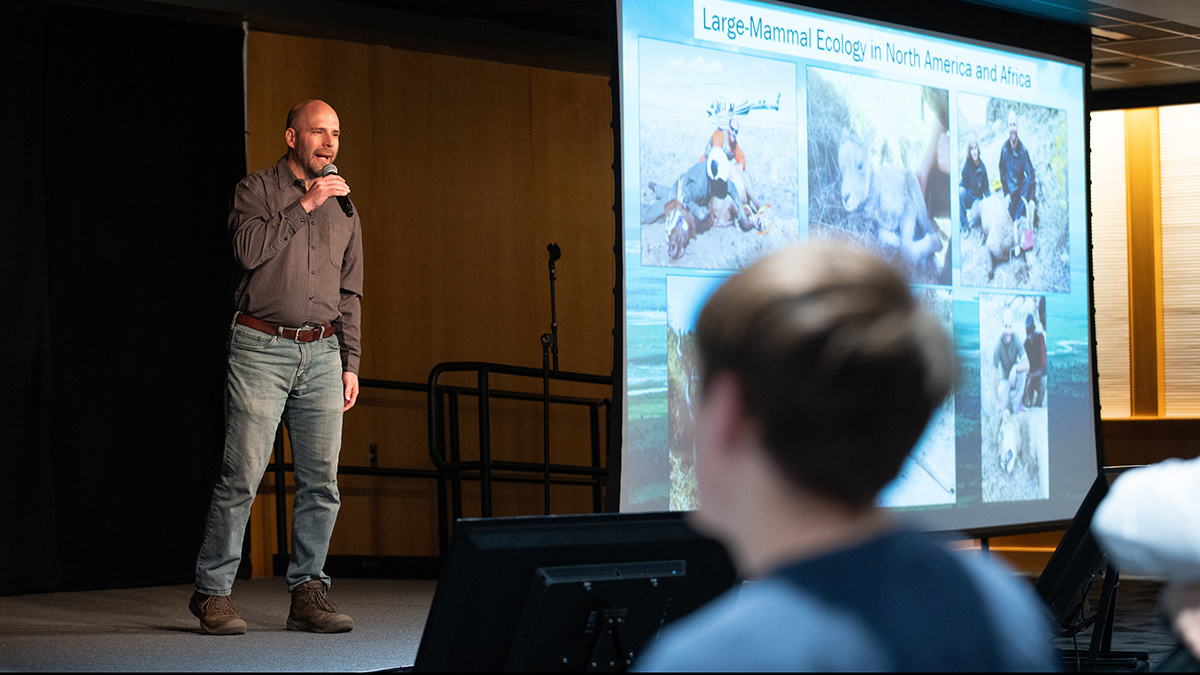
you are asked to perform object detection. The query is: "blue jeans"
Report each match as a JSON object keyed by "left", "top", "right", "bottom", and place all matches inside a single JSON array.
[
  {"left": 1006, "top": 182, "right": 1034, "bottom": 222},
  {"left": 194, "top": 318, "right": 344, "bottom": 595},
  {"left": 959, "top": 186, "right": 984, "bottom": 231}
]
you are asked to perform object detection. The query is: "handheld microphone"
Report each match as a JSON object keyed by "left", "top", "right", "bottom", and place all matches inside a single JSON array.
[{"left": 319, "top": 163, "right": 354, "bottom": 218}]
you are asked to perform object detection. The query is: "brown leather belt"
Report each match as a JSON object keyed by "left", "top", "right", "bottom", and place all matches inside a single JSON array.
[{"left": 235, "top": 313, "right": 334, "bottom": 342}]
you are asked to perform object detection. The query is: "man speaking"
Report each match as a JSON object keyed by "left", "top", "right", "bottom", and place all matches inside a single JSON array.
[{"left": 190, "top": 99, "right": 363, "bottom": 635}]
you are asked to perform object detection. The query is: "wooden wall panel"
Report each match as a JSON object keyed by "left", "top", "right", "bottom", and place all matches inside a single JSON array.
[
  {"left": 528, "top": 68, "right": 617, "bottom": 379},
  {"left": 1101, "top": 418, "right": 1200, "bottom": 467},
  {"left": 1123, "top": 109, "right": 1164, "bottom": 416},
  {"left": 244, "top": 31, "right": 614, "bottom": 574}
]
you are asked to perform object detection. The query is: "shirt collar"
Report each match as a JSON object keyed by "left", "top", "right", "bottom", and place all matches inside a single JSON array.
[{"left": 275, "top": 154, "right": 306, "bottom": 191}]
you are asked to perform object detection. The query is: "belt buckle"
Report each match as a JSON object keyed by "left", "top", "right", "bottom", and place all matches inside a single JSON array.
[
  {"left": 278, "top": 325, "right": 302, "bottom": 342},
  {"left": 280, "top": 324, "right": 322, "bottom": 342}
]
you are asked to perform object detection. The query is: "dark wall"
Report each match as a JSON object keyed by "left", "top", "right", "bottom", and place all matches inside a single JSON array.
[{"left": 1, "top": 2, "right": 244, "bottom": 594}]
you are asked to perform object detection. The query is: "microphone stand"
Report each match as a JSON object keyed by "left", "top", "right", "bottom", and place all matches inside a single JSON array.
[
  {"left": 540, "top": 243, "right": 562, "bottom": 515},
  {"left": 546, "top": 243, "right": 560, "bottom": 373}
]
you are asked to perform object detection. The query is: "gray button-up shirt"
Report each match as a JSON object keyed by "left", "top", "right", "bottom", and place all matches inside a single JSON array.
[{"left": 229, "top": 155, "right": 364, "bottom": 374}]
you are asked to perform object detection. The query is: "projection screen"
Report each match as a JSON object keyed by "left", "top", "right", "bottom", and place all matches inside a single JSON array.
[{"left": 615, "top": 0, "right": 1098, "bottom": 534}]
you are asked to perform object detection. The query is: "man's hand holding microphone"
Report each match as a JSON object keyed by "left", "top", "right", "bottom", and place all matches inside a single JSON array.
[{"left": 300, "top": 164, "right": 353, "bottom": 217}]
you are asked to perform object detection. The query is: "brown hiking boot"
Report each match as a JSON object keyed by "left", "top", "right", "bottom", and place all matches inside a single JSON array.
[
  {"left": 189, "top": 591, "right": 247, "bottom": 635},
  {"left": 287, "top": 580, "right": 354, "bottom": 633}
]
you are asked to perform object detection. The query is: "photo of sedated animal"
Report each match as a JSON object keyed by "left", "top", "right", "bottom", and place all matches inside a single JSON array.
[
  {"left": 837, "top": 128, "right": 945, "bottom": 281},
  {"left": 980, "top": 293, "right": 1050, "bottom": 503},
  {"left": 807, "top": 67, "right": 952, "bottom": 286},
  {"left": 956, "top": 95, "right": 1070, "bottom": 292},
  {"left": 637, "top": 38, "right": 798, "bottom": 270}
]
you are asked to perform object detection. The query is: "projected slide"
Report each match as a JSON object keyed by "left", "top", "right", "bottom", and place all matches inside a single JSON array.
[
  {"left": 879, "top": 288, "right": 957, "bottom": 508},
  {"left": 617, "top": 0, "right": 1095, "bottom": 534},
  {"left": 807, "top": 68, "right": 952, "bottom": 286},
  {"left": 638, "top": 39, "right": 798, "bottom": 269},
  {"left": 957, "top": 94, "right": 1070, "bottom": 291},
  {"left": 979, "top": 293, "right": 1051, "bottom": 503}
]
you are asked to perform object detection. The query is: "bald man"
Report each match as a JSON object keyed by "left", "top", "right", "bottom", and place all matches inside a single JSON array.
[
  {"left": 190, "top": 100, "right": 363, "bottom": 635},
  {"left": 993, "top": 308, "right": 1029, "bottom": 415},
  {"left": 998, "top": 110, "right": 1036, "bottom": 224}
]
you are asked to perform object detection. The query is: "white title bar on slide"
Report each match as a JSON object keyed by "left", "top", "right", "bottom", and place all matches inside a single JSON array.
[{"left": 693, "top": 0, "right": 1037, "bottom": 95}]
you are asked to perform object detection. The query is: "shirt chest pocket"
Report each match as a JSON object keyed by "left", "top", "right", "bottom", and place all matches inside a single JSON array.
[{"left": 328, "top": 221, "right": 352, "bottom": 268}]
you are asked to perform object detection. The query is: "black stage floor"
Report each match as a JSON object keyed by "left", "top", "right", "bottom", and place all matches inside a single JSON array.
[{"left": 0, "top": 575, "right": 1185, "bottom": 671}]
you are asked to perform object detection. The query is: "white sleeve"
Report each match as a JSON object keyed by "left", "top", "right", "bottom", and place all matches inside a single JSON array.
[{"left": 1092, "top": 458, "right": 1200, "bottom": 582}]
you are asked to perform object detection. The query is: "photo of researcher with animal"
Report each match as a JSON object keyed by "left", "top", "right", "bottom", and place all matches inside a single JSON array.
[
  {"left": 980, "top": 293, "right": 1050, "bottom": 502},
  {"left": 878, "top": 288, "right": 957, "bottom": 508},
  {"left": 638, "top": 38, "right": 798, "bottom": 270},
  {"left": 807, "top": 67, "right": 952, "bottom": 286},
  {"left": 665, "top": 274, "right": 727, "bottom": 510},
  {"left": 958, "top": 94, "right": 1069, "bottom": 292}
]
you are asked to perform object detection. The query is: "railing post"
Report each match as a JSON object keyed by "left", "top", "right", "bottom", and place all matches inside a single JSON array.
[
  {"left": 448, "top": 390, "right": 462, "bottom": 524},
  {"left": 542, "top": 340, "right": 552, "bottom": 515},
  {"left": 590, "top": 403, "right": 602, "bottom": 513},
  {"left": 478, "top": 367, "right": 492, "bottom": 518}
]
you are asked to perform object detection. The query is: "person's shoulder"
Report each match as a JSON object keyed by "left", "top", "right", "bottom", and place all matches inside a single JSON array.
[
  {"left": 633, "top": 580, "right": 887, "bottom": 672},
  {"left": 877, "top": 531, "right": 1055, "bottom": 670},
  {"left": 237, "top": 165, "right": 272, "bottom": 193},
  {"left": 951, "top": 547, "right": 1057, "bottom": 669},
  {"left": 958, "top": 554, "right": 1046, "bottom": 624},
  {"left": 241, "top": 163, "right": 297, "bottom": 208}
]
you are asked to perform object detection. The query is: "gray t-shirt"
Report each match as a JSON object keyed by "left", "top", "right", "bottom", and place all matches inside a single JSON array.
[
  {"left": 994, "top": 334, "right": 1026, "bottom": 376},
  {"left": 634, "top": 529, "right": 1054, "bottom": 672}
]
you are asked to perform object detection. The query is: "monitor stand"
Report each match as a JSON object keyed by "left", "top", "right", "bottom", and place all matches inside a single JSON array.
[{"left": 1056, "top": 563, "right": 1149, "bottom": 673}]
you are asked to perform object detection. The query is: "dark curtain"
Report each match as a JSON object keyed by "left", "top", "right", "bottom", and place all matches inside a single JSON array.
[
  {"left": 2, "top": 8, "right": 59, "bottom": 595},
  {"left": 1, "top": 2, "right": 244, "bottom": 595}
]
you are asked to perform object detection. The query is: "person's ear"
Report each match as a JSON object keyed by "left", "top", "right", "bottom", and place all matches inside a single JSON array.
[
  {"left": 285, "top": 127, "right": 296, "bottom": 150},
  {"left": 703, "top": 373, "right": 755, "bottom": 456}
]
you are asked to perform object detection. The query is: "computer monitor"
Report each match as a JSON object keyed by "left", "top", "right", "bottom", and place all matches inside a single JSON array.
[
  {"left": 1035, "top": 466, "right": 1131, "bottom": 632},
  {"left": 413, "top": 511, "right": 737, "bottom": 672}
]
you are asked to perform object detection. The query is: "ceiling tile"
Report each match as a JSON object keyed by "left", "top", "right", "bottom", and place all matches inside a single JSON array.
[
  {"left": 1101, "top": 64, "right": 1200, "bottom": 86},
  {"left": 1091, "top": 23, "right": 1178, "bottom": 40},
  {"left": 1103, "top": 36, "right": 1200, "bottom": 55},
  {"left": 1091, "top": 74, "right": 1130, "bottom": 90},
  {"left": 1149, "top": 21, "right": 1200, "bottom": 36},
  {"left": 1090, "top": 7, "right": 1165, "bottom": 23},
  {"left": 1093, "top": 56, "right": 1176, "bottom": 71},
  {"left": 1147, "top": 51, "right": 1200, "bottom": 66}
]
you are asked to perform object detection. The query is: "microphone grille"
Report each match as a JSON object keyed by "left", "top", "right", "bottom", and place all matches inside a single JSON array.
[{"left": 320, "top": 163, "right": 339, "bottom": 177}]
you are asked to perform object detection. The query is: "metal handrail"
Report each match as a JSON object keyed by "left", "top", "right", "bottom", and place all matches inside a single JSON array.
[
  {"left": 425, "top": 361, "right": 610, "bottom": 471},
  {"left": 426, "top": 361, "right": 611, "bottom": 551}
]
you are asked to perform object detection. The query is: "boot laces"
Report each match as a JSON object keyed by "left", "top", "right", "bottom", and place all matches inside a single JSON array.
[
  {"left": 300, "top": 586, "right": 338, "bottom": 613},
  {"left": 201, "top": 594, "right": 237, "bottom": 618}
]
